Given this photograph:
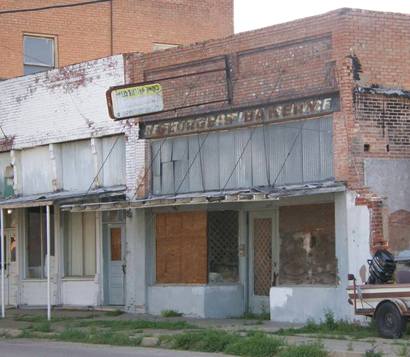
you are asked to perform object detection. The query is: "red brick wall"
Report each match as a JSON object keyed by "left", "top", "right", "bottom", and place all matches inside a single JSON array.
[
  {"left": 0, "top": 0, "right": 233, "bottom": 79},
  {"left": 125, "top": 8, "right": 410, "bottom": 248}
]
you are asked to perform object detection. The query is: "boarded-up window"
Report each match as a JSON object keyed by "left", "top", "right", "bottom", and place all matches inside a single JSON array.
[
  {"left": 279, "top": 203, "right": 336, "bottom": 285},
  {"left": 156, "top": 211, "right": 207, "bottom": 284}
]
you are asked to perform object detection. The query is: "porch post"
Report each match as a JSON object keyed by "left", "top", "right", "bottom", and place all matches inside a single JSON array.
[
  {"left": 46, "top": 205, "right": 51, "bottom": 321},
  {"left": 1, "top": 208, "right": 4, "bottom": 318}
]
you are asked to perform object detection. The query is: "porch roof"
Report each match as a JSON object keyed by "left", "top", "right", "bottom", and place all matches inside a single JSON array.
[
  {"left": 0, "top": 185, "right": 126, "bottom": 209},
  {"left": 60, "top": 181, "right": 346, "bottom": 212}
]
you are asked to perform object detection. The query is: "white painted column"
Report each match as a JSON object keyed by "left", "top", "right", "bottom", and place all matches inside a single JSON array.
[
  {"left": 46, "top": 205, "right": 51, "bottom": 321},
  {"left": 1, "top": 208, "right": 4, "bottom": 318}
]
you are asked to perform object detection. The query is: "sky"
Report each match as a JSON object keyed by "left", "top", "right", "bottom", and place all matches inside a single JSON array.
[{"left": 234, "top": 0, "right": 410, "bottom": 33}]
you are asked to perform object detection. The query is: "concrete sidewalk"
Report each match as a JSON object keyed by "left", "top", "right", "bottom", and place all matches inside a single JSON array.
[{"left": 0, "top": 308, "right": 408, "bottom": 356}]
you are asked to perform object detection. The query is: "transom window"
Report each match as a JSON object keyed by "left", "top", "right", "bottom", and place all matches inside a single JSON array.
[{"left": 23, "top": 35, "right": 55, "bottom": 75}]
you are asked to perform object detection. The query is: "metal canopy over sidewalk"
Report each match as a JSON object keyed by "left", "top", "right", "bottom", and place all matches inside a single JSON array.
[
  {"left": 60, "top": 181, "right": 346, "bottom": 212},
  {"left": 0, "top": 185, "right": 126, "bottom": 209}
]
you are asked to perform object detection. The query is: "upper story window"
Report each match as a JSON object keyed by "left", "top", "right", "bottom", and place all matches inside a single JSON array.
[{"left": 23, "top": 35, "right": 56, "bottom": 75}]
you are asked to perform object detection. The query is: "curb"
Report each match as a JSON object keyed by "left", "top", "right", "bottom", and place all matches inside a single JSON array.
[{"left": 329, "top": 352, "right": 364, "bottom": 357}]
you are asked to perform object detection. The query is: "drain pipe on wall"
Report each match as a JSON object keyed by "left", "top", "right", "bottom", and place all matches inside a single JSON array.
[{"left": 46, "top": 205, "right": 51, "bottom": 321}]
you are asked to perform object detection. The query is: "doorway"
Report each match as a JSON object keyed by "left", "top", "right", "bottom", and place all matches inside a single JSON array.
[
  {"left": 248, "top": 211, "right": 277, "bottom": 314},
  {"left": 104, "top": 224, "right": 125, "bottom": 305},
  {"left": 0, "top": 228, "right": 17, "bottom": 306}
]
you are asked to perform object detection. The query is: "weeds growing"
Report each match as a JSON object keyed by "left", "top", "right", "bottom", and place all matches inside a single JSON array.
[{"left": 160, "top": 310, "right": 183, "bottom": 318}]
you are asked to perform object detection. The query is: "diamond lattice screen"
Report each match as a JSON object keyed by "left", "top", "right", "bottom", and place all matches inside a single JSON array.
[
  {"left": 253, "top": 218, "right": 272, "bottom": 296},
  {"left": 208, "top": 211, "right": 239, "bottom": 283}
]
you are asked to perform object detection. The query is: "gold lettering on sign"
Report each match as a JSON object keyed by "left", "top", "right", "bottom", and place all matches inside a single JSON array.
[{"left": 141, "top": 95, "right": 338, "bottom": 138}]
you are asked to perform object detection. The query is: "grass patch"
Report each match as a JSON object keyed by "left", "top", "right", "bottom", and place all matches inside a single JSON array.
[
  {"left": 276, "top": 311, "right": 377, "bottom": 339},
  {"left": 224, "top": 332, "right": 285, "bottom": 357},
  {"left": 277, "top": 342, "right": 328, "bottom": 357},
  {"left": 161, "top": 310, "right": 183, "bottom": 318},
  {"left": 14, "top": 313, "right": 95, "bottom": 323},
  {"left": 105, "top": 309, "right": 124, "bottom": 317},
  {"left": 169, "top": 330, "right": 285, "bottom": 357},
  {"left": 239, "top": 312, "right": 270, "bottom": 321},
  {"left": 14, "top": 314, "right": 49, "bottom": 323},
  {"left": 32, "top": 321, "right": 52, "bottom": 333},
  {"left": 76, "top": 319, "right": 196, "bottom": 330},
  {"left": 57, "top": 328, "right": 141, "bottom": 346}
]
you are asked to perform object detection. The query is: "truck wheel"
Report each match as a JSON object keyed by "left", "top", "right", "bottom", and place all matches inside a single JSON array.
[{"left": 375, "top": 302, "right": 404, "bottom": 339}]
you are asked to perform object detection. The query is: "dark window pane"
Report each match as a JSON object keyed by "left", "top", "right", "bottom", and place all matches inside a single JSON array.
[
  {"left": 23, "top": 36, "right": 54, "bottom": 66},
  {"left": 27, "top": 208, "right": 42, "bottom": 278},
  {"left": 110, "top": 228, "right": 121, "bottom": 261},
  {"left": 208, "top": 211, "right": 239, "bottom": 283},
  {"left": 26, "top": 206, "right": 55, "bottom": 279}
]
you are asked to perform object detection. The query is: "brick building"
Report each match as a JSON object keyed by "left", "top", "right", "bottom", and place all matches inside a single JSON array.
[
  {"left": 0, "top": 0, "right": 233, "bottom": 79},
  {"left": 0, "top": 8, "right": 409, "bottom": 322}
]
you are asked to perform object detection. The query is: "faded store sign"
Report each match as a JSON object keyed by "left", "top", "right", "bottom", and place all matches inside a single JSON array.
[
  {"left": 107, "top": 83, "right": 164, "bottom": 119},
  {"left": 140, "top": 94, "right": 339, "bottom": 139}
]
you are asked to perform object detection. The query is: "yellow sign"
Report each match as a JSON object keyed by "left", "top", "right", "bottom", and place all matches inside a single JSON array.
[{"left": 107, "top": 83, "right": 164, "bottom": 119}]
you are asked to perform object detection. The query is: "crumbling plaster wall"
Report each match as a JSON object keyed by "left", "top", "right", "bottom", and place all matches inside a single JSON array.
[
  {"left": 270, "top": 191, "right": 371, "bottom": 322},
  {"left": 364, "top": 159, "right": 410, "bottom": 253}
]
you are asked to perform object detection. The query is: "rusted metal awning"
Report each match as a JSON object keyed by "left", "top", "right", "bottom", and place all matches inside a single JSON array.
[
  {"left": 0, "top": 185, "right": 126, "bottom": 209},
  {"left": 60, "top": 181, "right": 345, "bottom": 212}
]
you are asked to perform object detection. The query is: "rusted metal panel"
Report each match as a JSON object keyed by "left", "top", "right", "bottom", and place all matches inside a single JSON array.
[
  {"left": 151, "top": 141, "right": 162, "bottom": 177},
  {"left": 151, "top": 116, "right": 334, "bottom": 195},
  {"left": 174, "top": 159, "right": 189, "bottom": 193},
  {"left": 282, "top": 122, "right": 303, "bottom": 185},
  {"left": 161, "top": 162, "right": 174, "bottom": 194},
  {"left": 160, "top": 140, "right": 173, "bottom": 163},
  {"left": 172, "top": 137, "right": 188, "bottom": 161},
  {"left": 140, "top": 94, "right": 339, "bottom": 139},
  {"left": 201, "top": 133, "right": 220, "bottom": 191},
  {"left": 235, "top": 129, "right": 252, "bottom": 188},
  {"left": 219, "top": 131, "right": 236, "bottom": 189},
  {"left": 251, "top": 127, "right": 269, "bottom": 187},
  {"left": 188, "top": 136, "right": 204, "bottom": 192},
  {"left": 302, "top": 119, "right": 321, "bottom": 182}
]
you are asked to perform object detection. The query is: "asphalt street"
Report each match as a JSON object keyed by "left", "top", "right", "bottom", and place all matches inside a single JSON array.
[{"left": 0, "top": 339, "right": 225, "bottom": 357}]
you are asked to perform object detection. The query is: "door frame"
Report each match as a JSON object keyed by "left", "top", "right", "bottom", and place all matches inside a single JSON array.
[
  {"left": 2, "top": 228, "right": 17, "bottom": 306},
  {"left": 248, "top": 210, "right": 278, "bottom": 313},
  {"left": 104, "top": 223, "right": 126, "bottom": 306}
]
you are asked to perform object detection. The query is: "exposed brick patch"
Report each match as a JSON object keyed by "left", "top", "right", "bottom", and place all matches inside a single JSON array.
[{"left": 0, "top": 137, "right": 14, "bottom": 152}]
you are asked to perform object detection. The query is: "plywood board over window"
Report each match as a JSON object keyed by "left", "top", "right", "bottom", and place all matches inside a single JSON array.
[{"left": 156, "top": 211, "right": 207, "bottom": 284}]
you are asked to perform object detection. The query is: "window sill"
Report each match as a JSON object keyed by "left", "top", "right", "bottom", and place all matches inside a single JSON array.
[
  {"left": 151, "top": 283, "right": 242, "bottom": 287},
  {"left": 272, "top": 284, "right": 338, "bottom": 288},
  {"left": 62, "top": 277, "right": 95, "bottom": 281}
]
